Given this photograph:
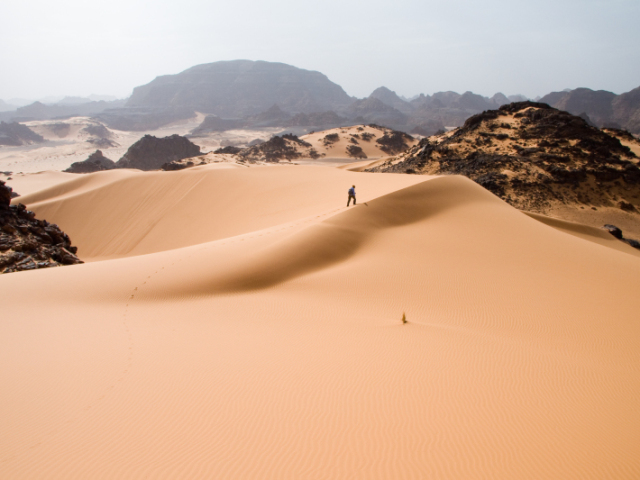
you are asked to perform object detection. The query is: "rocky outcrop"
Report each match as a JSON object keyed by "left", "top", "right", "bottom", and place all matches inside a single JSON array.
[
  {"left": 64, "top": 150, "right": 116, "bottom": 173},
  {"left": 116, "top": 134, "right": 201, "bottom": 171},
  {"left": 603, "top": 224, "right": 640, "bottom": 249},
  {"left": 0, "top": 121, "right": 44, "bottom": 146},
  {"left": 238, "top": 134, "right": 321, "bottom": 163},
  {"left": 374, "top": 128, "right": 414, "bottom": 155},
  {"left": 0, "top": 181, "right": 83, "bottom": 274},
  {"left": 126, "top": 60, "right": 354, "bottom": 118},
  {"left": 368, "top": 102, "right": 640, "bottom": 213}
]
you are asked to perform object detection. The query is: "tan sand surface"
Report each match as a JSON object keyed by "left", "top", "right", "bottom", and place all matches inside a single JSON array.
[
  {"left": 302, "top": 125, "right": 417, "bottom": 161},
  {"left": 1, "top": 166, "right": 640, "bottom": 479}
]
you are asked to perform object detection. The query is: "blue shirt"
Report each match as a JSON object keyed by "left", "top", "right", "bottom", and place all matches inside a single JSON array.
[{"left": 348, "top": 188, "right": 355, "bottom": 196}]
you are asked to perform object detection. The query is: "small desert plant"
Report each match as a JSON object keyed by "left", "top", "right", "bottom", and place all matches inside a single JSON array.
[{"left": 402, "top": 312, "right": 407, "bottom": 324}]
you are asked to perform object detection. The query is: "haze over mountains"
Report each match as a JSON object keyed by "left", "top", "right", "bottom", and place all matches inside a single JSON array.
[{"left": 1, "top": 60, "right": 639, "bottom": 136}]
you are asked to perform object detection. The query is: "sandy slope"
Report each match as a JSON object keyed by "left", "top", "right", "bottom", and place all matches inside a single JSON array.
[
  {"left": 1, "top": 166, "right": 640, "bottom": 479},
  {"left": 302, "top": 125, "right": 417, "bottom": 160}
]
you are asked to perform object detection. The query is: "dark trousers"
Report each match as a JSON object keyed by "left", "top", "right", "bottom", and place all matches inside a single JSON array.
[{"left": 347, "top": 194, "right": 356, "bottom": 206}]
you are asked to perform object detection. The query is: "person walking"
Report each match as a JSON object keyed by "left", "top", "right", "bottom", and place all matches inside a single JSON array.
[{"left": 347, "top": 185, "right": 356, "bottom": 206}]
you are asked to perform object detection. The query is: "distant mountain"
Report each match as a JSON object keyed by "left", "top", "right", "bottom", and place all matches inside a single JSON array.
[
  {"left": 57, "top": 95, "right": 119, "bottom": 106},
  {"left": 6, "top": 99, "right": 126, "bottom": 122},
  {"left": 0, "top": 100, "right": 17, "bottom": 112},
  {"left": 126, "top": 60, "right": 354, "bottom": 118},
  {"left": 508, "top": 94, "right": 528, "bottom": 103},
  {"left": 613, "top": 86, "right": 640, "bottom": 134},
  {"left": 369, "top": 87, "right": 414, "bottom": 114},
  {"left": 540, "top": 87, "right": 640, "bottom": 134},
  {"left": 491, "top": 93, "right": 510, "bottom": 107},
  {"left": 345, "top": 97, "right": 408, "bottom": 126}
]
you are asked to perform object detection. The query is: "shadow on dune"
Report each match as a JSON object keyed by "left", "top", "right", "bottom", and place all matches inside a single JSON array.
[{"left": 183, "top": 175, "right": 503, "bottom": 295}]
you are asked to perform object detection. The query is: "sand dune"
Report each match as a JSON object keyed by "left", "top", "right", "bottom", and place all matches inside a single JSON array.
[{"left": 1, "top": 165, "right": 640, "bottom": 479}]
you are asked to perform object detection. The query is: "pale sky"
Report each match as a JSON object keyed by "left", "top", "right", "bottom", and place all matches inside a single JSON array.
[{"left": 1, "top": 0, "right": 639, "bottom": 102}]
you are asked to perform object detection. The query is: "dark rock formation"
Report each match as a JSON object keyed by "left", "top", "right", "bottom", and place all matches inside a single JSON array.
[
  {"left": 238, "top": 134, "right": 319, "bottom": 162},
  {"left": 0, "top": 181, "right": 83, "bottom": 274},
  {"left": 603, "top": 224, "right": 623, "bottom": 239},
  {"left": 0, "top": 121, "right": 44, "bottom": 146},
  {"left": 368, "top": 102, "right": 640, "bottom": 213},
  {"left": 603, "top": 224, "right": 640, "bottom": 250},
  {"left": 126, "top": 60, "right": 354, "bottom": 118},
  {"left": 346, "top": 145, "right": 367, "bottom": 159},
  {"left": 322, "top": 133, "right": 340, "bottom": 146},
  {"left": 214, "top": 146, "right": 243, "bottom": 154},
  {"left": 116, "top": 134, "right": 201, "bottom": 171},
  {"left": 161, "top": 161, "right": 195, "bottom": 171},
  {"left": 374, "top": 127, "right": 414, "bottom": 155},
  {"left": 64, "top": 150, "right": 116, "bottom": 173}
]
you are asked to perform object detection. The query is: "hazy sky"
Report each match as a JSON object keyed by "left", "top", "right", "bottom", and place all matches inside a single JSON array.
[{"left": 1, "top": 0, "right": 639, "bottom": 101}]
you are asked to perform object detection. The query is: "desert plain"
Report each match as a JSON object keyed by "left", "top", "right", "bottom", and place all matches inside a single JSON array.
[{"left": 1, "top": 146, "right": 640, "bottom": 479}]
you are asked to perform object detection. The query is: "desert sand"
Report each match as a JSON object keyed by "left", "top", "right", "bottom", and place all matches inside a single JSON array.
[{"left": 1, "top": 164, "right": 640, "bottom": 479}]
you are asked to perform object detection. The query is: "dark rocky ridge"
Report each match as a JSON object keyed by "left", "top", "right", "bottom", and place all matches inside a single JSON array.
[
  {"left": 0, "top": 121, "right": 44, "bottom": 146},
  {"left": 64, "top": 150, "right": 116, "bottom": 173},
  {"left": 368, "top": 102, "right": 640, "bottom": 213},
  {"left": 116, "top": 135, "right": 201, "bottom": 171},
  {"left": 0, "top": 181, "right": 83, "bottom": 274}
]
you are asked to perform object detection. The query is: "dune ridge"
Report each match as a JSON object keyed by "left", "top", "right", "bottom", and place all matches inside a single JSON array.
[{"left": 1, "top": 165, "right": 640, "bottom": 479}]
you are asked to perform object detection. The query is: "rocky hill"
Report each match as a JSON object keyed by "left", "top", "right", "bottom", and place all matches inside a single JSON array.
[
  {"left": 0, "top": 181, "right": 83, "bottom": 274},
  {"left": 126, "top": 60, "right": 354, "bottom": 118},
  {"left": 64, "top": 150, "right": 116, "bottom": 173},
  {"left": 115, "top": 134, "right": 201, "bottom": 171},
  {"left": 237, "top": 134, "right": 321, "bottom": 163},
  {"left": 0, "top": 121, "right": 44, "bottom": 146},
  {"left": 368, "top": 102, "right": 640, "bottom": 215}
]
